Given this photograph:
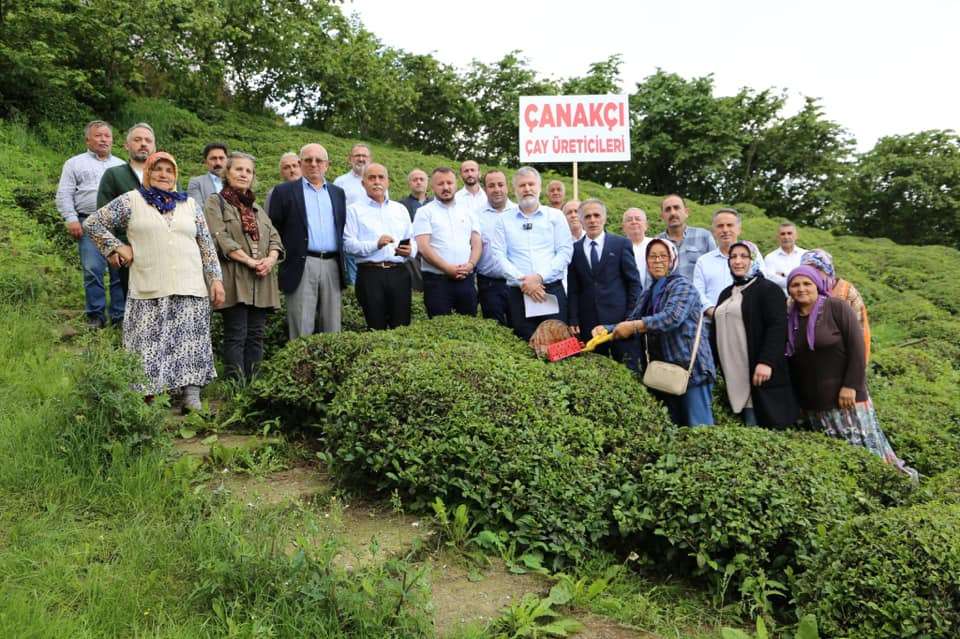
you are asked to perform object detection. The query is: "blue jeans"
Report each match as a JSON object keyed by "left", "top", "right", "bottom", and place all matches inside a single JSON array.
[
  {"left": 345, "top": 254, "right": 358, "bottom": 285},
  {"left": 658, "top": 382, "right": 715, "bottom": 426},
  {"left": 78, "top": 228, "right": 125, "bottom": 323}
]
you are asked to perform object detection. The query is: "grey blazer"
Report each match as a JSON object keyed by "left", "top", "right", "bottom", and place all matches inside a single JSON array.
[{"left": 187, "top": 174, "right": 219, "bottom": 207}]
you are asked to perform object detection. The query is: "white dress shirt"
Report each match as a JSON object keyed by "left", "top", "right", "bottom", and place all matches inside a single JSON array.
[
  {"left": 454, "top": 186, "right": 486, "bottom": 212},
  {"left": 412, "top": 199, "right": 481, "bottom": 274},
  {"left": 631, "top": 237, "right": 653, "bottom": 290},
  {"left": 693, "top": 247, "right": 772, "bottom": 312},
  {"left": 582, "top": 232, "right": 606, "bottom": 263},
  {"left": 343, "top": 197, "right": 417, "bottom": 264},
  {"left": 764, "top": 246, "right": 807, "bottom": 293},
  {"left": 334, "top": 171, "right": 367, "bottom": 207}
]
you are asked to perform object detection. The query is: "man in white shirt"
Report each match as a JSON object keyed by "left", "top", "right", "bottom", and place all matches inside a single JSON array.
[
  {"left": 414, "top": 167, "right": 482, "bottom": 318},
  {"left": 562, "top": 199, "right": 586, "bottom": 241},
  {"left": 693, "top": 208, "right": 768, "bottom": 318},
  {"left": 454, "top": 160, "right": 485, "bottom": 212},
  {"left": 343, "top": 163, "right": 416, "bottom": 330},
  {"left": 335, "top": 143, "right": 374, "bottom": 285},
  {"left": 622, "top": 207, "right": 652, "bottom": 291},
  {"left": 490, "top": 166, "right": 574, "bottom": 340},
  {"left": 546, "top": 180, "right": 566, "bottom": 209},
  {"left": 476, "top": 170, "right": 514, "bottom": 326},
  {"left": 764, "top": 222, "right": 807, "bottom": 294}
]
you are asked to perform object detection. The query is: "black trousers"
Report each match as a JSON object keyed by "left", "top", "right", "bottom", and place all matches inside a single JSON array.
[
  {"left": 422, "top": 272, "right": 477, "bottom": 318},
  {"left": 221, "top": 304, "right": 270, "bottom": 380},
  {"left": 478, "top": 274, "right": 511, "bottom": 327},
  {"left": 506, "top": 280, "right": 568, "bottom": 341},
  {"left": 356, "top": 265, "right": 412, "bottom": 330}
]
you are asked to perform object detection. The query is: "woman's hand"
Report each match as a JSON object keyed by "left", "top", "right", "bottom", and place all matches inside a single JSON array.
[
  {"left": 254, "top": 255, "right": 277, "bottom": 278},
  {"left": 838, "top": 386, "right": 857, "bottom": 410},
  {"left": 210, "top": 280, "right": 226, "bottom": 308},
  {"left": 752, "top": 363, "right": 772, "bottom": 386},
  {"left": 109, "top": 245, "right": 134, "bottom": 268},
  {"left": 591, "top": 325, "right": 608, "bottom": 338},
  {"left": 612, "top": 320, "right": 641, "bottom": 340}
]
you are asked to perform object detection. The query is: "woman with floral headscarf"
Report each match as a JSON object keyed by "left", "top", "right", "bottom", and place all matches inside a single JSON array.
[
  {"left": 597, "top": 238, "right": 716, "bottom": 426},
  {"left": 711, "top": 241, "right": 800, "bottom": 427},
  {"left": 785, "top": 266, "right": 916, "bottom": 479},
  {"left": 84, "top": 151, "right": 225, "bottom": 411},
  {"left": 800, "top": 248, "right": 871, "bottom": 362}
]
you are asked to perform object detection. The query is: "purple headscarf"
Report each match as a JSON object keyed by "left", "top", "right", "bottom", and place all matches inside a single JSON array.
[{"left": 785, "top": 265, "right": 829, "bottom": 357}]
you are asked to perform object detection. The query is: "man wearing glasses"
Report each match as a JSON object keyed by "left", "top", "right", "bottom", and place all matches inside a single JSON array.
[{"left": 268, "top": 143, "right": 348, "bottom": 338}]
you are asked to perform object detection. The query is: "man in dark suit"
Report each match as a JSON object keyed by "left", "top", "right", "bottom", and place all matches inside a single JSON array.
[
  {"left": 267, "top": 143, "right": 347, "bottom": 338},
  {"left": 568, "top": 198, "right": 643, "bottom": 367}
]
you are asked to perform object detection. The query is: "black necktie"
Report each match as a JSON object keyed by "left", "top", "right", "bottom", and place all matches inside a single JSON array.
[{"left": 590, "top": 240, "right": 599, "bottom": 271}]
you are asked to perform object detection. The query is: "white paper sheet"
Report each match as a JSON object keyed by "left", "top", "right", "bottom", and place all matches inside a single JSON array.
[{"left": 523, "top": 293, "right": 559, "bottom": 318}]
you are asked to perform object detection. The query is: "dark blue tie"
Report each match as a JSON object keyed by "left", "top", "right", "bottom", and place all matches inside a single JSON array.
[{"left": 590, "top": 240, "right": 599, "bottom": 271}]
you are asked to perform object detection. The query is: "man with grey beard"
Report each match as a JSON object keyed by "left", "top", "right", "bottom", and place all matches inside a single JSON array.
[{"left": 490, "top": 166, "right": 573, "bottom": 340}]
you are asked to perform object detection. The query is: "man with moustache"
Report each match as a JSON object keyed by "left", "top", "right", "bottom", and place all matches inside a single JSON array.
[
  {"left": 567, "top": 199, "right": 642, "bottom": 365},
  {"left": 454, "top": 160, "right": 485, "bottom": 212},
  {"left": 399, "top": 168, "right": 432, "bottom": 291},
  {"left": 693, "top": 208, "right": 769, "bottom": 318},
  {"left": 335, "top": 143, "right": 374, "bottom": 285},
  {"left": 57, "top": 120, "right": 126, "bottom": 329},
  {"left": 657, "top": 194, "right": 716, "bottom": 280},
  {"left": 187, "top": 142, "right": 229, "bottom": 205},
  {"left": 413, "top": 167, "right": 482, "bottom": 318},
  {"left": 490, "top": 166, "right": 573, "bottom": 340},
  {"left": 764, "top": 222, "right": 807, "bottom": 294},
  {"left": 562, "top": 199, "right": 585, "bottom": 241},
  {"left": 343, "top": 163, "right": 417, "bottom": 329},
  {"left": 475, "top": 170, "right": 515, "bottom": 326},
  {"left": 268, "top": 143, "right": 348, "bottom": 338},
  {"left": 622, "top": 207, "right": 652, "bottom": 290},
  {"left": 264, "top": 151, "right": 302, "bottom": 215},
  {"left": 546, "top": 180, "right": 566, "bottom": 209}
]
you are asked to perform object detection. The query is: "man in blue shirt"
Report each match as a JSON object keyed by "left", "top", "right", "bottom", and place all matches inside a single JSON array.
[
  {"left": 187, "top": 142, "right": 228, "bottom": 207},
  {"left": 656, "top": 194, "right": 716, "bottom": 280},
  {"left": 490, "top": 166, "right": 573, "bottom": 340},
  {"left": 476, "top": 170, "right": 514, "bottom": 327}
]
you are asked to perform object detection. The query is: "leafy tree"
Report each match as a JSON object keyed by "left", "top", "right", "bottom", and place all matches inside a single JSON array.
[{"left": 843, "top": 130, "right": 960, "bottom": 247}]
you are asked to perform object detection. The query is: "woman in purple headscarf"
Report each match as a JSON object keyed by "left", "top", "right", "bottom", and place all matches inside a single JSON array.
[{"left": 785, "top": 266, "right": 916, "bottom": 479}]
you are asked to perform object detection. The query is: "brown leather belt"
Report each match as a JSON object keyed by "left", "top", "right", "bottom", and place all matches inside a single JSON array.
[{"left": 359, "top": 261, "right": 402, "bottom": 269}]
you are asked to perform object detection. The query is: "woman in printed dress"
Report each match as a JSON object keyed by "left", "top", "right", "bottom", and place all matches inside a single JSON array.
[{"left": 84, "top": 151, "right": 224, "bottom": 411}]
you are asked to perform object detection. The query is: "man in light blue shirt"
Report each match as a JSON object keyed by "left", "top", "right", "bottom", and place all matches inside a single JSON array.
[
  {"left": 413, "top": 167, "right": 482, "bottom": 318},
  {"left": 187, "top": 142, "right": 228, "bottom": 206},
  {"left": 693, "top": 208, "right": 770, "bottom": 318},
  {"left": 343, "top": 163, "right": 416, "bottom": 330},
  {"left": 656, "top": 194, "right": 716, "bottom": 280},
  {"left": 491, "top": 166, "right": 573, "bottom": 340},
  {"left": 476, "top": 170, "right": 514, "bottom": 327},
  {"left": 56, "top": 120, "right": 125, "bottom": 329}
]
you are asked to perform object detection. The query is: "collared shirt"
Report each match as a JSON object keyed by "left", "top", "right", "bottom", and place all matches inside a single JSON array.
[
  {"left": 631, "top": 237, "right": 653, "bottom": 290},
  {"left": 476, "top": 200, "right": 515, "bottom": 278},
  {"left": 209, "top": 172, "right": 223, "bottom": 194},
  {"left": 412, "top": 199, "right": 480, "bottom": 275},
  {"left": 56, "top": 150, "right": 124, "bottom": 222},
  {"left": 400, "top": 194, "right": 433, "bottom": 221},
  {"left": 657, "top": 226, "right": 716, "bottom": 280},
  {"left": 764, "top": 245, "right": 807, "bottom": 292},
  {"left": 491, "top": 205, "right": 573, "bottom": 287},
  {"left": 343, "top": 197, "right": 417, "bottom": 264},
  {"left": 333, "top": 171, "right": 367, "bottom": 207},
  {"left": 301, "top": 177, "right": 337, "bottom": 252},
  {"left": 454, "top": 186, "right": 486, "bottom": 212},
  {"left": 693, "top": 247, "right": 772, "bottom": 311},
  {"left": 581, "top": 231, "right": 606, "bottom": 264}
]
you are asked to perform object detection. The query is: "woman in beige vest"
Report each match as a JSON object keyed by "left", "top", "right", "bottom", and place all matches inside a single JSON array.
[
  {"left": 203, "top": 152, "right": 283, "bottom": 381},
  {"left": 84, "top": 152, "right": 225, "bottom": 411}
]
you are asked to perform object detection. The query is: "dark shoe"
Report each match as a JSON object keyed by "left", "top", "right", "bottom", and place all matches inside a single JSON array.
[
  {"left": 144, "top": 394, "right": 155, "bottom": 405},
  {"left": 86, "top": 316, "right": 106, "bottom": 330}
]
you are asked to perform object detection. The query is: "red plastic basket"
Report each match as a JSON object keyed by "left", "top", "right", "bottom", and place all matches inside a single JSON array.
[{"left": 547, "top": 337, "right": 583, "bottom": 361}]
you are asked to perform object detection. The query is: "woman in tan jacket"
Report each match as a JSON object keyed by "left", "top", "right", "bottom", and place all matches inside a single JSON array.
[{"left": 204, "top": 152, "right": 284, "bottom": 381}]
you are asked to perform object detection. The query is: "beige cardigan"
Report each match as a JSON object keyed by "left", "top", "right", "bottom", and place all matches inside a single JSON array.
[{"left": 203, "top": 193, "right": 285, "bottom": 310}]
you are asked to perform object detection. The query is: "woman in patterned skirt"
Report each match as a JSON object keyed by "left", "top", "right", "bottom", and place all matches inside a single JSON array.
[
  {"left": 84, "top": 151, "right": 225, "bottom": 411},
  {"left": 784, "top": 265, "right": 916, "bottom": 480},
  {"left": 800, "top": 248, "right": 872, "bottom": 362}
]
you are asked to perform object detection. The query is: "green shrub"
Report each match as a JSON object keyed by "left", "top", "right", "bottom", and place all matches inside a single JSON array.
[
  {"left": 794, "top": 502, "right": 960, "bottom": 639},
  {"left": 613, "top": 427, "right": 913, "bottom": 593},
  {"left": 910, "top": 468, "right": 960, "bottom": 506}
]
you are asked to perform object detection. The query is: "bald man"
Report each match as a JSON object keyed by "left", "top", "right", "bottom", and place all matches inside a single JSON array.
[
  {"left": 562, "top": 199, "right": 585, "bottom": 241},
  {"left": 454, "top": 160, "right": 485, "bottom": 212},
  {"left": 546, "top": 180, "right": 565, "bottom": 209},
  {"left": 622, "top": 207, "right": 652, "bottom": 290},
  {"left": 268, "top": 143, "right": 348, "bottom": 338}
]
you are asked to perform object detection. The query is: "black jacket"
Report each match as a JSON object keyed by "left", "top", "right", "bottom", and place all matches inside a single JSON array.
[
  {"left": 268, "top": 179, "right": 347, "bottom": 293},
  {"left": 712, "top": 274, "right": 800, "bottom": 427}
]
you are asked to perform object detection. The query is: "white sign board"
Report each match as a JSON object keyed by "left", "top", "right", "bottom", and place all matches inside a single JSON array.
[{"left": 519, "top": 94, "right": 631, "bottom": 163}]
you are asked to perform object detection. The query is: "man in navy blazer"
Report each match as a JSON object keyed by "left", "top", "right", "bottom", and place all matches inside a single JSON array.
[
  {"left": 268, "top": 143, "right": 347, "bottom": 338},
  {"left": 568, "top": 199, "right": 643, "bottom": 367}
]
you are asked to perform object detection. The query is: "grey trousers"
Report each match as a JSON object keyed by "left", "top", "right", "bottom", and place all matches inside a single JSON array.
[{"left": 286, "top": 256, "right": 342, "bottom": 339}]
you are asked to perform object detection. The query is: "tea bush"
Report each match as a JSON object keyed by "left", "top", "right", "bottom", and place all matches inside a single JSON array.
[
  {"left": 795, "top": 502, "right": 960, "bottom": 639},
  {"left": 613, "top": 427, "right": 913, "bottom": 591}
]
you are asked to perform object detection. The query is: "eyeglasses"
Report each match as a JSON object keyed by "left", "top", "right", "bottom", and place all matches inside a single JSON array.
[
  {"left": 302, "top": 158, "right": 328, "bottom": 164},
  {"left": 647, "top": 254, "right": 671, "bottom": 262}
]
